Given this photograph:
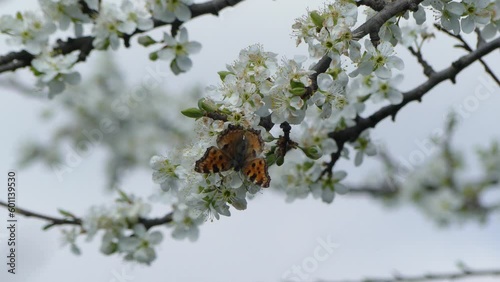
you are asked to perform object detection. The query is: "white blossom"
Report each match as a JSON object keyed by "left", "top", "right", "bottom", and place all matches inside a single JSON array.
[
  {"left": 314, "top": 73, "right": 347, "bottom": 119},
  {"left": 39, "top": 0, "right": 91, "bottom": 31},
  {"left": 1, "top": 12, "right": 56, "bottom": 54},
  {"left": 92, "top": 3, "right": 123, "bottom": 50},
  {"left": 461, "top": 0, "right": 491, "bottom": 33},
  {"left": 371, "top": 74, "right": 404, "bottom": 105},
  {"left": 157, "top": 27, "right": 202, "bottom": 73},
  {"left": 32, "top": 51, "right": 81, "bottom": 97},
  {"left": 118, "top": 0, "right": 154, "bottom": 33},
  {"left": 311, "top": 170, "right": 348, "bottom": 203},
  {"left": 352, "top": 130, "right": 377, "bottom": 166},
  {"left": 61, "top": 228, "right": 81, "bottom": 255},
  {"left": 170, "top": 203, "right": 204, "bottom": 241},
  {"left": 118, "top": 224, "right": 163, "bottom": 264},
  {"left": 350, "top": 41, "right": 404, "bottom": 79},
  {"left": 150, "top": 155, "right": 185, "bottom": 192},
  {"left": 147, "top": 0, "right": 193, "bottom": 23},
  {"left": 442, "top": 1, "right": 465, "bottom": 35}
]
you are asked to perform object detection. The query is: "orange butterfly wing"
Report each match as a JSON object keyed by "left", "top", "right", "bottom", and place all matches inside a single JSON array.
[
  {"left": 242, "top": 158, "right": 271, "bottom": 188},
  {"left": 216, "top": 125, "right": 245, "bottom": 157},
  {"left": 195, "top": 124, "right": 271, "bottom": 187},
  {"left": 194, "top": 146, "right": 233, "bottom": 173},
  {"left": 243, "top": 128, "right": 264, "bottom": 158}
]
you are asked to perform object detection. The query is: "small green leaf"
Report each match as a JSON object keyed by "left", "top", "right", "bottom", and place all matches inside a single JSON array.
[
  {"left": 117, "top": 189, "right": 131, "bottom": 203},
  {"left": 181, "top": 108, "right": 205, "bottom": 118},
  {"left": 266, "top": 153, "right": 277, "bottom": 167},
  {"left": 218, "top": 71, "right": 233, "bottom": 81},
  {"left": 58, "top": 209, "right": 76, "bottom": 218},
  {"left": 310, "top": 11, "right": 324, "bottom": 28},
  {"left": 301, "top": 146, "right": 322, "bottom": 160},
  {"left": 30, "top": 66, "right": 43, "bottom": 76}
]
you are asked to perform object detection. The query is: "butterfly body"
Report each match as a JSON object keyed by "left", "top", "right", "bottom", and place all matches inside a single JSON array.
[{"left": 194, "top": 124, "right": 271, "bottom": 188}]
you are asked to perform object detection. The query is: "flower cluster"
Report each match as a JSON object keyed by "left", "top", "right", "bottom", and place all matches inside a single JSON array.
[
  {"left": 39, "top": 0, "right": 91, "bottom": 33},
  {"left": 395, "top": 153, "right": 466, "bottom": 225},
  {"left": 160, "top": 0, "right": 425, "bottom": 236},
  {"left": 93, "top": 0, "right": 154, "bottom": 50},
  {"left": 31, "top": 51, "right": 81, "bottom": 97},
  {"left": 9, "top": 0, "right": 499, "bottom": 266},
  {"left": 146, "top": 0, "right": 193, "bottom": 23},
  {"left": 78, "top": 194, "right": 164, "bottom": 264},
  {"left": 0, "top": 0, "right": 201, "bottom": 97},
  {"left": 422, "top": 0, "right": 498, "bottom": 36},
  {"left": 0, "top": 11, "right": 56, "bottom": 54}
]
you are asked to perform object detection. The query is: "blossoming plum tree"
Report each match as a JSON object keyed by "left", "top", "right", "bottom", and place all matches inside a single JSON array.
[{"left": 1, "top": 0, "right": 500, "bottom": 278}]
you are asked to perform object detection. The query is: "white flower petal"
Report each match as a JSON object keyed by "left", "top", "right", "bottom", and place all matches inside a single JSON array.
[
  {"left": 157, "top": 48, "right": 176, "bottom": 60},
  {"left": 186, "top": 41, "right": 202, "bottom": 54},
  {"left": 176, "top": 56, "right": 193, "bottom": 71},
  {"left": 148, "top": 231, "right": 163, "bottom": 245},
  {"left": 321, "top": 188, "right": 335, "bottom": 203},
  {"left": 317, "top": 73, "right": 334, "bottom": 91},
  {"left": 335, "top": 183, "right": 349, "bottom": 195},
  {"left": 175, "top": 4, "right": 192, "bottom": 21}
]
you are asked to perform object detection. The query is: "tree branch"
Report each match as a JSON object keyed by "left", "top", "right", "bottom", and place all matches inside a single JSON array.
[
  {"left": 0, "top": 0, "right": 245, "bottom": 73},
  {"left": 0, "top": 200, "right": 173, "bottom": 230},
  {"left": 352, "top": 0, "right": 422, "bottom": 41},
  {"left": 141, "top": 213, "right": 173, "bottom": 229},
  {"left": 307, "top": 0, "right": 425, "bottom": 97},
  {"left": 346, "top": 184, "right": 398, "bottom": 197},
  {"left": 408, "top": 46, "right": 435, "bottom": 77},
  {"left": 323, "top": 36, "right": 500, "bottom": 172},
  {"left": 322, "top": 267, "right": 500, "bottom": 282},
  {"left": 434, "top": 24, "right": 500, "bottom": 86},
  {"left": 356, "top": 0, "right": 387, "bottom": 12},
  {"left": 0, "top": 200, "right": 82, "bottom": 227}
]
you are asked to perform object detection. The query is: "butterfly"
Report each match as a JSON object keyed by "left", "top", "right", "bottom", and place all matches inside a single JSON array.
[{"left": 194, "top": 124, "right": 271, "bottom": 188}]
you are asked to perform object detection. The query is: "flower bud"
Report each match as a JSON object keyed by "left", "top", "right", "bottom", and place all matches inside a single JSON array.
[
  {"left": 100, "top": 242, "right": 118, "bottom": 255},
  {"left": 275, "top": 155, "right": 285, "bottom": 166},
  {"left": 197, "top": 98, "right": 218, "bottom": 113},
  {"left": 301, "top": 145, "right": 322, "bottom": 160},
  {"left": 149, "top": 51, "right": 159, "bottom": 61},
  {"left": 138, "top": 35, "right": 157, "bottom": 47},
  {"left": 290, "top": 87, "right": 306, "bottom": 96}
]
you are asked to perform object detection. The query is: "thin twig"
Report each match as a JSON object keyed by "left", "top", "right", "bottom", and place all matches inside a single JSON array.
[
  {"left": 0, "top": 200, "right": 82, "bottom": 227},
  {"left": 346, "top": 184, "right": 398, "bottom": 197},
  {"left": 408, "top": 46, "right": 435, "bottom": 77},
  {"left": 0, "top": 200, "right": 173, "bottom": 229},
  {"left": 434, "top": 24, "right": 500, "bottom": 86},
  {"left": 321, "top": 267, "right": 500, "bottom": 282}
]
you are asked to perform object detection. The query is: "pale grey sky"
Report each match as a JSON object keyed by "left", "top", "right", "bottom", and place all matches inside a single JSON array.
[{"left": 0, "top": 0, "right": 499, "bottom": 282}]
